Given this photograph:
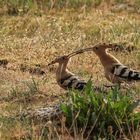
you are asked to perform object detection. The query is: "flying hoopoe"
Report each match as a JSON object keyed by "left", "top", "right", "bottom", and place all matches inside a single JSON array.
[{"left": 70, "top": 43, "right": 140, "bottom": 85}]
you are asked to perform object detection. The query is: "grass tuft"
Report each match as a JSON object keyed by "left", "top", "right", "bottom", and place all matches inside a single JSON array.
[{"left": 61, "top": 80, "right": 140, "bottom": 139}]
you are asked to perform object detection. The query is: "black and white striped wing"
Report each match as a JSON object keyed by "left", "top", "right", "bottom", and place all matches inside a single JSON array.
[
  {"left": 60, "top": 75, "right": 87, "bottom": 90},
  {"left": 112, "top": 64, "right": 140, "bottom": 81},
  {"left": 59, "top": 75, "right": 108, "bottom": 93}
]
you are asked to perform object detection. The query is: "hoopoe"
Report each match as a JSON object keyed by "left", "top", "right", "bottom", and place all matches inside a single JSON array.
[
  {"left": 48, "top": 52, "right": 87, "bottom": 91},
  {"left": 70, "top": 43, "right": 140, "bottom": 85}
]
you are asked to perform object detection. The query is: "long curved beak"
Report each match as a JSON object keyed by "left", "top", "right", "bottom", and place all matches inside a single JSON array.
[
  {"left": 48, "top": 46, "right": 94, "bottom": 66},
  {"left": 67, "top": 47, "right": 94, "bottom": 58}
]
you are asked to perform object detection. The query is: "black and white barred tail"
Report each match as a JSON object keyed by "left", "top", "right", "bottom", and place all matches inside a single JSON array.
[{"left": 111, "top": 64, "right": 140, "bottom": 81}]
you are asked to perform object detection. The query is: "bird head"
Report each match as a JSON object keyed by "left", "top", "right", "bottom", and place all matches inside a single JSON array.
[
  {"left": 91, "top": 43, "right": 118, "bottom": 54},
  {"left": 48, "top": 55, "right": 70, "bottom": 66},
  {"left": 65, "top": 43, "right": 119, "bottom": 57},
  {"left": 72, "top": 43, "right": 118, "bottom": 54},
  {"left": 47, "top": 50, "right": 83, "bottom": 66}
]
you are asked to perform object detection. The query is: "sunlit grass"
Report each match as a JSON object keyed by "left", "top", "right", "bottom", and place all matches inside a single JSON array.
[
  {"left": 61, "top": 81, "right": 140, "bottom": 139},
  {"left": 0, "top": 0, "right": 140, "bottom": 139}
]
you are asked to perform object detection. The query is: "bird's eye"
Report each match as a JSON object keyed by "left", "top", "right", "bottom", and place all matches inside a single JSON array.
[
  {"left": 95, "top": 47, "right": 98, "bottom": 50},
  {"left": 62, "top": 57, "right": 65, "bottom": 60}
]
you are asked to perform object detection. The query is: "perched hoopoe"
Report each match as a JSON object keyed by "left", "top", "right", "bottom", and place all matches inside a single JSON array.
[
  {"left": 48, "top": 53, "right": 87, "bottom": 91},
  {"left": 70, "top": 43, "right": 140, "bottom": 84}
]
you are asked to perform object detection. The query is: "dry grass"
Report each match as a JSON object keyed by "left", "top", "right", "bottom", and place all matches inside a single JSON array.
[{"left": 0, "top": 2, "right": 140, "bottom": 139}]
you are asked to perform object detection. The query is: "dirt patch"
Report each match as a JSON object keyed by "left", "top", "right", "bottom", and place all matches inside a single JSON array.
[{"left": 20, "top": 64, "right": 45, "bottom": 75}]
